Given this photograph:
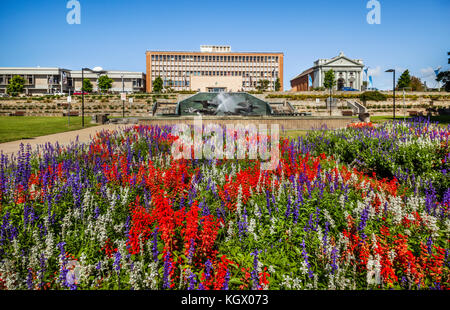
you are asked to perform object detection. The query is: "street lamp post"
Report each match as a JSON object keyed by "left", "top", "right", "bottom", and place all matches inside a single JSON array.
[
  {"left": 121, "top": 74, "right": 125, "bottom": 118},
  {"left": 386, "top": 69, "right": 396, "bottom": 120},
  {"left": 81, "top": 68, "right": 86, "bottom": 127},
  {"left": 81, "top": 67, "right": 105, "bottom": 127}
]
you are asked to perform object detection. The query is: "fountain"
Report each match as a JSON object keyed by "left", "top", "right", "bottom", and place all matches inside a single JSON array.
[
  {"left": 176, "top": 92, "right": 272, "bottom": 116},
  {"left": 138, "top": 92, "right": 357, "bottom": 130}
]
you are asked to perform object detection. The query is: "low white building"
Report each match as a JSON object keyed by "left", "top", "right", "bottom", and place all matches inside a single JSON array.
[
  {"left": 291, "top": 52, "right": 365, "bottom": 91},
  {"left": 0, "top": 67, "right": 146, "bottom": 95},
  {"left": 0, "top": 67, "right": 72, "bottom": 95},
  {"left": 70, "top": 70, "right": 146, "bottom": 93}
]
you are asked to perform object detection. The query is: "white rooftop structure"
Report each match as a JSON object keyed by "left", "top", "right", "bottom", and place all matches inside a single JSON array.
[{"left": 200, "top": 45, "right": 232, "bottom": 53}]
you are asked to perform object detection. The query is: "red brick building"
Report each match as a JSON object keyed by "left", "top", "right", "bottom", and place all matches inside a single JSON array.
[{"left": 290, "top": 68, "right": 314, "bottom": 91}]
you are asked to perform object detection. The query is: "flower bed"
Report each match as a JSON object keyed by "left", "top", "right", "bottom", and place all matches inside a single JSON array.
[{"left": 0, "top": 118, "right": 448, "bottom": 290}]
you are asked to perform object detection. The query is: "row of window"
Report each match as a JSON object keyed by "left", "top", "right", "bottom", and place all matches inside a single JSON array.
[
  {"left": 163, "top": 80, "right": 190, "bottom": 87},
  {"left": 0, "top": 74, "right": 34, "bottom": 85},
  {"left": 159, "top": 81, "right": 273, "bottom": 89},
  {"left": 151, "top": 54, "right": 279, "bottom": 63},
  {"left": 152, "top": 63, "right": 277, "bottom": 67},
  {"left": 0, "top": 75, "right": 143, "bottom": 88},
  {"left": 152, "top": 71, "right": 278, "bottom": 78}
]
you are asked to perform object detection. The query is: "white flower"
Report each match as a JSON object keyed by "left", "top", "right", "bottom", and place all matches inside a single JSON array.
[
  {"left": 421, "top": 212, "right": 440, "bottom": 238},
  {"left": 45, "top": 231, "right": 54, "bottom": 259},
  {"left": 225, "top": 221, "right": 234, "bottom": 242},
  {"left": 143, "top": 262, "right": 159, "bottom": 289},
  {"left": 129, "top": 261, "right": 143, "bottom": 290},
  {"left": 248, "top": 218, "right": 258, "bottom": 241},
  {"left": 269, "top": 217, "right": 277, "bottom": 235}
]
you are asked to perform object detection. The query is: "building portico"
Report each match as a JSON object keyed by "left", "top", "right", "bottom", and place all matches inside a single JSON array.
[{"left": 291, "top": 52, "right": 364, "bottom": 91}]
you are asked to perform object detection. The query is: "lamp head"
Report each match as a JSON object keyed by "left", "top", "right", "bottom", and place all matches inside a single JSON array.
[{"left": 385, "top": 69, "right": 395, "bottom": 73}]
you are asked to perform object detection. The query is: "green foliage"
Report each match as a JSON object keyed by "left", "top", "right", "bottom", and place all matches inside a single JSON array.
[
  {"left": 82, "top": 79, "right": 93, "bottom": 93},
  {"left": 323, "top": 70, "right": 336, "bottom": 90},
  {"left": 305, "top": 122, "right": 448, "bottom": 195},
  {"left": 410, "top": 76, "right": 424, "bottom": 91},
  {"left": 153, "top": 76, "right": 163, "bottom": 93},
  {"left": 256, "top": 79, "right": 270, "bottom": 92},
  {"left": 164, "top": 79, "right": 174, "bottom": 93},
  {"left": 97, "top": 75, "right": 114, "bottom": 93},
  {"left": 7, "top": 75, "right": 26, "bottom": 96},
  {"left": 436, "top": 71, "right": 450, "bottom": 92},
  {"left": 397, "top": 70, "right": 411, "bottom": 90},
  {"left": 275, "top": 78, "right": 281, "bottom": 91},
  {"left": 359, "top": 91, "right": 388, "bottom": 102}
]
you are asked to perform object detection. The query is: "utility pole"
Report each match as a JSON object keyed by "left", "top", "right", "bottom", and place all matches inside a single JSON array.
[
  {"left": 81, "top": 68, "right": 85, "bottom": 127},
  {"left": 386, "top": 69, "right": 396, "bottom": 120},
  {"left": 121, "top": 74, "right": 125, "bottom": 118}
]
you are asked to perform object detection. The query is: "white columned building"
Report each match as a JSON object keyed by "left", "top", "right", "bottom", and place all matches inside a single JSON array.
[{"left": 312, "top": 52, "right": 364, "bottom": 90}]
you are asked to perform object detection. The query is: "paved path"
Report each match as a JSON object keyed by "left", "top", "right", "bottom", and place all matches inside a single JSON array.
[{"left": 0, "top": 124, "right": 127, "bottom": 156}]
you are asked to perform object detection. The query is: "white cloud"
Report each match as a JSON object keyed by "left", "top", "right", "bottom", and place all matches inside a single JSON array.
[
  {"left": 420, "top": 67, "right": 436, "bottom": 79},
  {"left": 368, "top": 66, "right": 381, "bottom": 77},
  {"left": 419, "top": 67, "right": 441, "bottom": 88}
]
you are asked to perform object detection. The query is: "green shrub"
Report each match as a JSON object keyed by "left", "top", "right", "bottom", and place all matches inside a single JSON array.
[{"left": 359, "top": 91, "right": 388, "bottom": 102}]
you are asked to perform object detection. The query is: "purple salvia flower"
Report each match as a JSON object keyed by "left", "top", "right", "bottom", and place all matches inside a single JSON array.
[
  {"left": 301, "top": 239, "right": 314, "bottom": 278},
  {"left": 250, "top": 249, "right": 261, "bottom": 290},
  {"left": 285, "top": 195, "right": 291, "bottom": 220},
  {"left": 58, "top": 242, "right": 69, "bottom": 288},
  {"left": 204, "top": 259, "right": 213, "bottom": 280},
  {"left": 330, "top": 246, "right": 338, "bottom": 275},
  {"left": 188, "top": 271, "right": 197, "bottom": 290},
  {"left": 188, "top": 238, "right": 195, "bottom": 263},
  {"left": 222, "top": 268, "right": 230, "bottom": 290},
  {"left": 114, "top": 250, "right": 122, "bottom": 273},
  {"left": 38, "top": 254, "right": 46, "bottom": 289},
  {"left": 163, "top": 252, "right": 173, "bottom": 289},
  {"left": 27, "top": 268, "right": 33, "bottom": 290},
  {"left": 271, "top": 193, "right": 278, "bottom": 213},
  {"left": 358, "top": 204, "right": 370, "bottom": 240}
]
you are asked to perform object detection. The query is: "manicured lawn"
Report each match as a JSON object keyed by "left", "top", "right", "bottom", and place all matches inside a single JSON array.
[
  {"left": 0, "top": 116, "right": 98, "bottom": 143},
  {"left": 281, "top": 130, "right": 310, "bottom": 138}
]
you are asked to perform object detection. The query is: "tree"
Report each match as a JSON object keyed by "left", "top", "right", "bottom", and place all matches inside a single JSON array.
[
  {"left": 153, "top": 76, "right": 163, "bottom": 93},
  {"left": 165, "top": 79, "right": 174, "bottom": 93},
  {"left": 410, "top": 76, "right": 424, "bottom": 91},
  {"left": 82, "top": 78, "right": 93, "bottom": 93},
  {"left": 397, "top": 70, "right": 411, "bottom": 89},
  {"left": 436, "top": 71, "right": 450, "bottom": 92},
  {"left": 323, "top": 70, "right": 336, "bottom": 116},
  {"left": 323, "top": 70, "right": 336, "bottom": 91},
  {"left": 97, "top": 75, "right": 113, "bottom": 93},
  {"left": 6, "top": 75, "right": 25, "bottom": 96},
  {"left": 256, "top": 79, "right": 270, "bottom": 92},
  {"left": 362, "top": 81, "right": 368, "bottom": 91},
  {"left": 274, "top": 78, "right": 281, "bottom": 91}
]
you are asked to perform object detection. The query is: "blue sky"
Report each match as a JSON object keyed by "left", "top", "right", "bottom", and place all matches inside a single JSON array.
[{"left": 0, "top": 0, "right": 449, "bottom": 90}]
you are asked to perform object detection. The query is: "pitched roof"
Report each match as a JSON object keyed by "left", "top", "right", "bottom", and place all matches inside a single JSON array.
[{"left": 290, "top": 67, "right": 314, "bottom": 81}]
